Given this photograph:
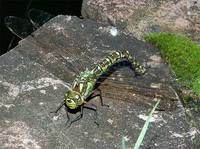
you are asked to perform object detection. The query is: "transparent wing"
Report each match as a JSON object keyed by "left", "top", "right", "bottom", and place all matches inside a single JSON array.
[
  {"left": 4, "top": 9, "right": 54, "bottom": 40},
  {"left": 4, "top": 16, "right": 35, "bottom": 39},
  {"left": 28, "top": 8, "right": 54, "bottom": 28}
]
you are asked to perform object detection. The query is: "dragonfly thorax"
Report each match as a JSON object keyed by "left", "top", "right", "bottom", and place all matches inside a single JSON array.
[{"left": 64, "top": 89, "right": 84, "bottom": 109}]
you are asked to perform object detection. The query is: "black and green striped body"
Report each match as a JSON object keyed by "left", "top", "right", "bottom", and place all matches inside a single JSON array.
[{"left": 64, "top": 50, "right": 146, "bottom": 109}]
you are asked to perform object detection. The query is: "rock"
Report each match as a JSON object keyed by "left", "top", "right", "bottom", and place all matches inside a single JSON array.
[
  {"left": 0, "top": 15, "right": 198, "bottom": 148},
  {"left": 81, "top": 0, "right": 200, "bottom": 41}
]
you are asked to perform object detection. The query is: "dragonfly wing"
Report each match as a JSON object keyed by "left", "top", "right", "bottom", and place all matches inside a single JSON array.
[
  {"left": 4, "top": 16, "right": 35, "bottom": 39},
  {"left": 28, "top": 8, "right": 55, "bottom": 28}
]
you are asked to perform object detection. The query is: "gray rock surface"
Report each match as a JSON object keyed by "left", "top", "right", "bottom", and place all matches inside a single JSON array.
[
  {"left": 0, "top": 15, "right": 199, "bottom": 148},
  {"left": 81, "top": 0, "right": 200, "bottom": 41}
]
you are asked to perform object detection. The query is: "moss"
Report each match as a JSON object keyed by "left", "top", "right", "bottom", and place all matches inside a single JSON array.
[
  {"left": 144, "top": 32, "right": 200, "bottom": 97},
  {"left": 192, "top": 77, "right": 200, "bottom": 97}
]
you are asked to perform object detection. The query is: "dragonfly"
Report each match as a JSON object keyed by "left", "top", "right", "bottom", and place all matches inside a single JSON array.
[
  {"left": 4, "top": 10, "right": 148, "bottom": 127},
  {"left": 50, "top": 50, "right": 146, "bottom": 127}
]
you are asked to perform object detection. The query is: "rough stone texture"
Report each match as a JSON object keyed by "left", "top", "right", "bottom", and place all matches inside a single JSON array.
[
  {"left": 81, "top": 0, "right": 200, "bottom": 41},
  {"left": 0, "top": 15, "right": 199, "bottom": 148}
]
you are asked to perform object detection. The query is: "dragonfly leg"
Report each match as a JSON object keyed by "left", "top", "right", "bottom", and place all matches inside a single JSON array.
[
  {"left": 67, "top": 106, "right": 83, "bottom": 127},
  {"left": 64, "top": 106, "right": 70, "bottom": 125},
  {"left": 83, "top": 102, "right": 99, "bottom": 126},
  {"left": 89, "top": 88, "right": 109, "bottom": 107},
  {"left": 50, "top": 101, "right": 65, "bottom": 114}
]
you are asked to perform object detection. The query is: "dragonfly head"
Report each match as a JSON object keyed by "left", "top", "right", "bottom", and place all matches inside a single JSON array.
[{"left": 64, "top": 89, "right": 84, "bottom": 109}]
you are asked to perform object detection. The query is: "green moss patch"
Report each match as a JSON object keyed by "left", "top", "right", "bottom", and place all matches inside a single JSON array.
[{"left": 144, "top": 32, "right": 200, "bottom": 97}]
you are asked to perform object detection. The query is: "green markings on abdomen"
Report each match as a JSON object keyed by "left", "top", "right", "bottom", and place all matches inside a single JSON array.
[{"left": 92, "top": 50, "right": 146, "bottom": 77}]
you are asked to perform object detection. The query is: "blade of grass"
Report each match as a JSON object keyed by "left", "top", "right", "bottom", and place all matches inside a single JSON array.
[
  {"left": 121, "top": 136, "right": 126, "bottom": 149},
  {"left": 133, "top": 99, "right": 161, "bottom": 149}
]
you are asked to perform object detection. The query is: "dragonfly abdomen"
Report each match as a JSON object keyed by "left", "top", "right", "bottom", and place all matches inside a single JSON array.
[{"left": 92, "top": 50, "right": 146, "bottom": 78}]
